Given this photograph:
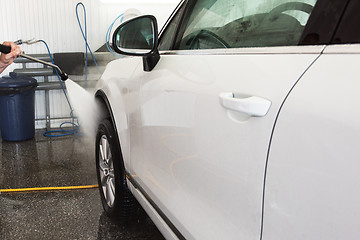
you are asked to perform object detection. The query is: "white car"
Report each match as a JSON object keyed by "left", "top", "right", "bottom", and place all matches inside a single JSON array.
[{"left": 94, "top": 0, "right": 360, "bottom": 239}]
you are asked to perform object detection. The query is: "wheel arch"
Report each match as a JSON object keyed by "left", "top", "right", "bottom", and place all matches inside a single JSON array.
[
  {"left": 95, "top": 89, "right": 128, "bottom": 171},
  {"left": 95, "top": 89, "right": 118, "bottom": 133}
]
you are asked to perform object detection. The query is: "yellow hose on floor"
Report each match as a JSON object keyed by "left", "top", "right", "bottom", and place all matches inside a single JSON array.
[{"left": 0, "top": 185, "right": 98, "bottom": 194}]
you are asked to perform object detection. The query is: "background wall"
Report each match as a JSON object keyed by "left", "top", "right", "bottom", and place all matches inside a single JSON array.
[{"left": 0, "top": 0, "right": 178, "bottom": 129}]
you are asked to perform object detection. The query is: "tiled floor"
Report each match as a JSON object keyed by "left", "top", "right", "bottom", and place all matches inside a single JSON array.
[{"left": 0, "top": 131, "right": 164, "bottom": 240}]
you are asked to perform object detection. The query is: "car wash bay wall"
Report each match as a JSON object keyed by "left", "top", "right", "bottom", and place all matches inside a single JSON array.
[{"left": 0, "top": 0, "right": 178, "bottom": 129}]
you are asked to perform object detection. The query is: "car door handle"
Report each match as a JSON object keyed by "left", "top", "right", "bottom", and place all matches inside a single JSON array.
[{"left": 219, "top": 92, "right": 271, "bottom": 117}]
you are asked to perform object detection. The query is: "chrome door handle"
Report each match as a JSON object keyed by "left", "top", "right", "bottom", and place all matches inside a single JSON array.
[{"left": 219, "top": 92, "right": 271, "bottom": 117}]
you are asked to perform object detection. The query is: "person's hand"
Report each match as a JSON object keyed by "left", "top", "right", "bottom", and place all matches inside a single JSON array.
[{"left": 0, "top": 42, "right": 21, "bottom": 74}]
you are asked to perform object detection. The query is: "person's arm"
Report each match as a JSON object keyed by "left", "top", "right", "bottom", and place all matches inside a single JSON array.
[{"left": 0, "top": 42, "right": 21, "bottom": 74}]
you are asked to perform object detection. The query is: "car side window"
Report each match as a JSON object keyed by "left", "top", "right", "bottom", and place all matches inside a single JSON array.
[
  {"left": 158, "top": 2, "right": 186, "bottom": 51},
  {"left": 331, "top": 0, "right": 360, "bottom": 44},
  {"left": 174, "top": 0, "right": 318, "bottom": 50}
]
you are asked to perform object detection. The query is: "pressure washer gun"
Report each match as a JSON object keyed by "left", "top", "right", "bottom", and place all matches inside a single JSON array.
[{"left": 0, "top": 43, "right": 68, "bottom": 81}]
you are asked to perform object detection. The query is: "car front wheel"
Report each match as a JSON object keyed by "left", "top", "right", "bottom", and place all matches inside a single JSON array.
[{"left": 95, "top": 118, "right": 139, "bottom": 218}]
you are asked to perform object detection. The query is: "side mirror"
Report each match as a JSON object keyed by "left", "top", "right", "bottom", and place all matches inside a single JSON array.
[{"left": 112, "top": 15, "right": 160, "bottom": 71}]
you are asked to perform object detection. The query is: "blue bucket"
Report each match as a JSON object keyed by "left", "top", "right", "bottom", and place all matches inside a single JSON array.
[{"left": 0, "top": 73, "right": 38, "bottom": 141}]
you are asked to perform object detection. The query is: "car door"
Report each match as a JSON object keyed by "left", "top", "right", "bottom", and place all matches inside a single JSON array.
[
  {"left": 263, "top": 1, "right": 360, "bottom": 239},
  {"left": 130, "top": 0, "right": 323, "bottom": 239}
]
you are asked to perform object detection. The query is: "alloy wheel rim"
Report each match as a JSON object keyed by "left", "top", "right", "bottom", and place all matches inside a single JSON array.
[{"left": 99, "top": 135, "right": 116, "bottom": 207}]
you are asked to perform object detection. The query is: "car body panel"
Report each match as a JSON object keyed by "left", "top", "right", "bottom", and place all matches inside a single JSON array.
[
  {"left": 119, "top": 46, "right": 324, "bottom": 239},
  {"left": 263, "top": 44, "right": 360, "bottom": 240},
  {"left": 96, "top": 57, "right": 143, "bottom": 170},
  {"left": 94, "top": 0, "right": 360, "bottom": 238}
]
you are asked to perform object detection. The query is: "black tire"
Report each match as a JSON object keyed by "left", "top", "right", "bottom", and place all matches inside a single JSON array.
[{"left": 95, "top": 118, "right": 139, "bottom": 219}]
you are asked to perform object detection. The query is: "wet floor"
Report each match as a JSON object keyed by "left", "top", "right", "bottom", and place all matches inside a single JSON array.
[{"left": 0, "top": 131, "right": 165, "bottom": 240}]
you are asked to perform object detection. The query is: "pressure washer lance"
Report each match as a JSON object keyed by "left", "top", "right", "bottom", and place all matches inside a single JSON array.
[{"left": 0, "top": 43, "right": 68, "bottom": 81}]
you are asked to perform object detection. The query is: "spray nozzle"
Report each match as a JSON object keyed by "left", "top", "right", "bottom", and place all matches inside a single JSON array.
[{"left": 60, "top": 72, "right": 68, "bottom": 81}]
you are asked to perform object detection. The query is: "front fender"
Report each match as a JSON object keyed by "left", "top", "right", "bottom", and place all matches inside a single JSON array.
[{"left": 95, "top": 56, "right": 143, "bottom": 171}]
